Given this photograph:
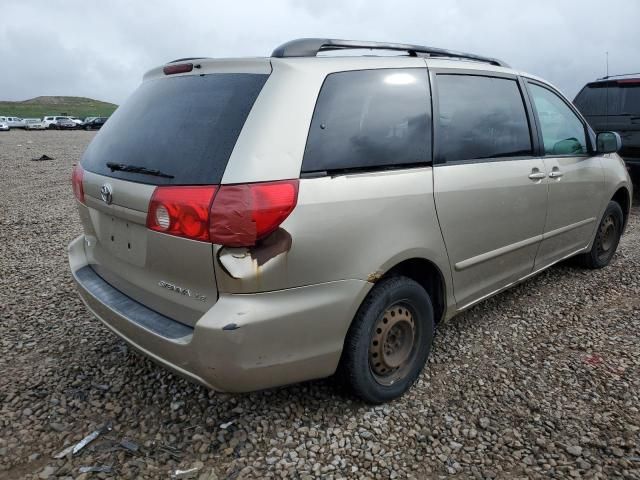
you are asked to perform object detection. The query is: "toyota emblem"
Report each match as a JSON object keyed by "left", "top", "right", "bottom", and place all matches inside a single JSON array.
[{"left": 100, "top": 183, "right": 113, "bottom": 205}]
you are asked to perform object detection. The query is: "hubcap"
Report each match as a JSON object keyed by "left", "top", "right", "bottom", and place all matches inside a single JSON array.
[
  {"left": 369, "top": 304, "right": 416, "bottom": 385},
  {"left": 597, "top": 215, "right": 617, "bottom": 261}
]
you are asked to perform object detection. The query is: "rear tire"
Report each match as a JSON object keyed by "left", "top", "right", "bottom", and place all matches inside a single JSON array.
[
  {"left": 578, "top": 201, "right": 624, "bottom": 269},
  {"left": 339, "top": 276, "right": 434, "bottom": 404}
]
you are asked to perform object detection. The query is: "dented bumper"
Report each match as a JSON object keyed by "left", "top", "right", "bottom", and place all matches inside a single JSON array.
[{"left": 68, "top": 235, "right": 370, "bottom": 392}]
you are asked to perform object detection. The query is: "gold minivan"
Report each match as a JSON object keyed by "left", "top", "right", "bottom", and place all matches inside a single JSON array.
[{"left": 69, "top": 39, "right": 632, "bottom": 403}]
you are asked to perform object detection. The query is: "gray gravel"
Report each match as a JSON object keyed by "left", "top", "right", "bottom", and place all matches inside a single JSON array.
[{"left": 1, "top": 130, "right": 639, "bottom": 480}]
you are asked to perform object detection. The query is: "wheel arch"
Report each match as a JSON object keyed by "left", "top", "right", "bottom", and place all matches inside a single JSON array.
[
  {"left": 611, "top": 186, "right": 631, "bottom": 231},
  {"left": 378, "top": 257, "right": 448, "bottom": 325}
]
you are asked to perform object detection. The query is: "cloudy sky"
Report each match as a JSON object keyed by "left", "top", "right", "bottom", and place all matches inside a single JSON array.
[{"left": 1, "top": 0, "right": 639, "bottom": 105}]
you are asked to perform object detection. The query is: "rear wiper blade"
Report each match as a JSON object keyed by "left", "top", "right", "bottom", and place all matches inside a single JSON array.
[{"left": 106, "top": 162, "right": 174, "bottom": 178}]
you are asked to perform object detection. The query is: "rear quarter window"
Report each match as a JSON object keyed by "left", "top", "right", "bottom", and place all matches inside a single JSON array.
[
  {"left": 81, "top": 73, "right": 269, "bottom": 185},
  {"left": 302, "top": 68, "right": 432, "bottom": 173}
]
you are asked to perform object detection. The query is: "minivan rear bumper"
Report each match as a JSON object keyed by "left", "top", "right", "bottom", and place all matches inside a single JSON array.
[{"left": 68, "top": 235, "right": 370, "bottom": 392}]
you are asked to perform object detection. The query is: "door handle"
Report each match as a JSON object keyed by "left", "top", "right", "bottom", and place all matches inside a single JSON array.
[
  {"left": 549, "top": 170, "right": 563, "bottom": 178},
  {"left": 528, "top": 171, "right": 546, "bottom": 180}
]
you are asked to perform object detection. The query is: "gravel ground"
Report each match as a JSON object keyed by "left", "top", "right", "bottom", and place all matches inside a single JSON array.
[{"left": 1, "top": 130, "right": 639, "bottom": 480}]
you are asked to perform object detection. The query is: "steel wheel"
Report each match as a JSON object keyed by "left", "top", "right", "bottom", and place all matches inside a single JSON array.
[
  {"left": 596, "top": 214, "right": 617, "bottom": 263},
  {"left": 369, "top": 303, "right": 417, "bottom": 386},
  {"left": 340, "top": 276, "right": 435, "bottom": 403}
]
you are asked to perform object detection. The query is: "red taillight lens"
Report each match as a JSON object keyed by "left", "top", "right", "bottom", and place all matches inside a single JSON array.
[
  {"left": 146, "top": 186, "right": 217, "bottom": 242},
  {"left": 145, "top": 180, "right": 299, "bottom": 246},
  {"left": 163, "top": 63, "right": 193, "bottom": 75},
  {"left": 71, "top": 164, "right": 84, "bottom": 203},
  {"left": 210, "top": 180, "right": 299, "bottom": 247}
]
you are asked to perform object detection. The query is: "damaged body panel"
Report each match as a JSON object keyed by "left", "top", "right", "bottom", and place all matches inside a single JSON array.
[{"left": 214, "top": 168, "right": 454, "bottom": 315}]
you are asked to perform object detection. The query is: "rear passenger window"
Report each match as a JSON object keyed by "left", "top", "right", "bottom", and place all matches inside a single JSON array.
[
  {"left": 435, "top": 75, "right": 532, "bottom": 162},
  {"left": 302, "top": 68, "right": 431, "bottom": 173}
]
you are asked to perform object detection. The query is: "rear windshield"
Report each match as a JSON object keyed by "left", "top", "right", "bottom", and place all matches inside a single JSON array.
[
  {"left": 574, "top": 81, "right": 640, "bottom": 116},
  {"left": 81, "top": 73, "right": 269, "bottom": 185}
]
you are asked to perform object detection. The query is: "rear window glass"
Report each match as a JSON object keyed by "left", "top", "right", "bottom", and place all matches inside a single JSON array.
[
  {"left": 574, "top": 85, "right": 607, "bottom": 115},
  {"left": 435, "top": 75, "right": 532, "bottom": 162},
  {"left": 575, "top": 81, "right": 640, "bottom": 116},
  {"left": 81, "top": 73, "right": 268, "bottom": 185},
  {"left": 302, "top": 68, "right": 431, "bottom": 173}
]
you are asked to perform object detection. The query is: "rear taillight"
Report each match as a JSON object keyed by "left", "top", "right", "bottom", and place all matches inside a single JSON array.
[
  {"left": 147, "top": 186, "right": 217, "bottom": 242},
  {"left": 145, "top": 180, "right": 299, "bottom": 246},
  {"left": 210, "top": 180, "right": 299, "bottom": 247},
  {"left": 71, "top": 164, "right": 84, "bottom": 203}
]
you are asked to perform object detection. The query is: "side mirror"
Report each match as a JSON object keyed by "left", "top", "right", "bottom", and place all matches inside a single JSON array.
[{"left": 596, "top": 131, "right": 622, "bottom": 154}]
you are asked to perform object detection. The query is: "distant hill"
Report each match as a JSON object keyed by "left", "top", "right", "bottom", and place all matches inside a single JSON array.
[{"left": 0, "top": 96, "right": 118, "bottom": 119}]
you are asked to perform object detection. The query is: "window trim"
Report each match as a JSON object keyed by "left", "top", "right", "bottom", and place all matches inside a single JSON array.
[
  {"left": 430, "top": 69, "right": 538, "bottom": 165},
  {"left": 300, "top": 66, "right": 433, "bottom": 177},
  {"left": 524, "top": 78, "right": 595, "bottom": 157}
]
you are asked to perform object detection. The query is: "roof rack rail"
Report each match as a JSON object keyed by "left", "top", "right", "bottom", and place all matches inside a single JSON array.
[
  {"left": 597, "top": 72, "right": 640, "bottom": 80},
  {"left": 271, "top": 38, "right": 509, "bottom": 68}
]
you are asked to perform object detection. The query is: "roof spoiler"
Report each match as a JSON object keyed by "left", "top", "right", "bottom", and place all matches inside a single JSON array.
[{"left": 271, "top": 38, "right": 509, "bottom": 68}]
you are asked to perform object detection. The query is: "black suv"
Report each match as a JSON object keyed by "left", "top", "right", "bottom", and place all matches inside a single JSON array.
[
  {"left": 574, "top": 75, "right": 640, "bottom": 176},
  {"left": 84, "top": 117, "right": 107, "bottom": 130}
]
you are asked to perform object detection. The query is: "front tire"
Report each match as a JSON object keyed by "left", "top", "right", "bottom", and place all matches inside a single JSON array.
[
  {"left": 339, "top": 276, "right": 434, "bottom": 403},
  {"left": 579, "top": 201, "right": 624, "bottom": 269}
]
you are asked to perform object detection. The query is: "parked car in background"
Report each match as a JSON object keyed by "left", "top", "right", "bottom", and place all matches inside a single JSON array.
[
  {"left": 0, "top": 117, "right": 9, "bottom": 131},
  {"left": 70, "top": 117, "right": 84, "bottom": 127},
  {"left": 43, "top": 116, "right": 72, "bottom": 129},
  {"left": 5, "top": 116, "right": 25, "bottom": 128},
  {"left": 83, "top": 117, "right": 107, "bottom": 130},
  {"left": 55, "top": 118, "right": 77, "bottom": 130},
  {"left": 24, "top": 118, "right": 46, "bottom": 130},
  {"left": 83, "top": 116, "right": 97, "bottom": 124},
  {"left": 69, "top": 39, "right": 632, "bottom": 403},
  {"left": 574, "top": 74, "right": 640, "bottom": 175}
]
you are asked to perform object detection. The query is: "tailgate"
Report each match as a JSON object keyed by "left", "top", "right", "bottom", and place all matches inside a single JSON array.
[
  {"left": 78, "top": 171, "right": 218, "bottom": 327},
  {"left": 74, "top": 63, "right": 271, "bottom": 326}
]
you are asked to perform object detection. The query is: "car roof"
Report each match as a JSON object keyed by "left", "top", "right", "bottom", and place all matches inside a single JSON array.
[
  {"left": 146, "top": 54, "right": 555, "bottom": 97},
  {"left": 586, "top": 74, "right": 640, "bottom": 86},
  {"left": 145, "top": 54, "right": 539, "bottom": 81},
  {"left": 145, "top": 38, "right": 513, "bottom": 79},
  {"left": 142, "top": 38, "right": 567, "bottom": 103}
]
